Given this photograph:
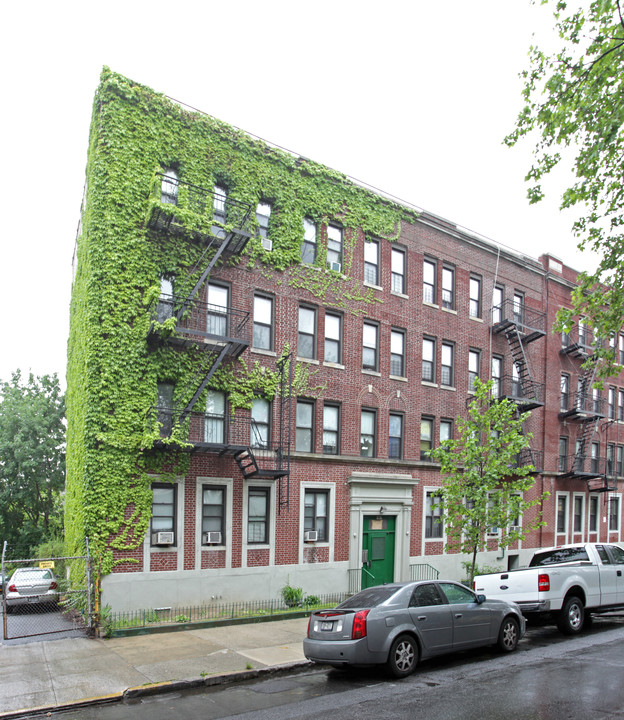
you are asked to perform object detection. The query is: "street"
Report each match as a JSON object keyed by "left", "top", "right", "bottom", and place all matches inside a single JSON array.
[{"left": 35, "top": 615, "right": 624, "bottom": 720}]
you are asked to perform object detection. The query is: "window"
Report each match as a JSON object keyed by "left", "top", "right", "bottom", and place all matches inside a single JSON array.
[
  {"left": 389, "top": 413, "right": 404, "bottom": 459},
  {"left": 558, "top": 437, "right": 568, "bottom": 473},
  {"left": 440, "top": 419, "right": 453, "bottom": 445},
  {"left": 322, "top": 404, "right": 340, "bottom": 455},
  {"left": 201, "top": 485, "right": 225, "bottom": 544},
  {"left": 324, "top": 312, "right": 342, "bottom": 364},
  {"left": 578, "top": 318, "right": 587, "bottom": 347},
  {"left": 469, "top": 276, "right": 482, "bottom": 318},
  {"left": 296, "top": 400, "right": 314, "bottom": 452},
  {"left": 205, "top": 390, "right": 226, "bottom": 444},
  {"left": 617, "top": 446, "right": 624, "bottom": 476},
  {"left": 390, "top": 329, "right": 406, "bottom": 377},
  {"left": 391, "top": 247, "right": 406, "bottom": 294},
  {"left": 160, "top": 168, "right": 178, "bottom": 204},
  {"left": 512, "top": 362, "right": 522, "bottom": 398},
  {"left": 420, "top": 416, "right": 433, "bottom": 460},
  {"left": 573, "top": 496, "right": 583, "bottom": 533},
  {"left": 298, "top": 306, "right": 316, "bottom": 359},
  {"left": 607, "top": 444, "right": 615, "bottom": 476},
  {"left": 302, "top": 218, "right": 317, "bottom": 264},
  {"left": 256, "top": 202, "right": 271, "bottom": 240},
  {"left": 251, "top": 398, "right": 270, "bottom": 449},
  {"left": 157, "top": 276, "right": 174, "bottom": 322},
  {"left": 560, "top": 374, "right": 570, "bottom": 411},
  {"left": 589, "top": 496, "right": 598, "bottom": 533},
  {"left": 423, "top": 258, "right": 436, "bottom": 304},
  {"left": 362, "top": 321, "right": 379, "bottom": 372},
  {"left": 213, "top": 185, "right": 227, "bottom": 224},
  {"left": 513, "top": 292, "right": 524, "bottom": 325},
  {"left": 253, "top": 294, "right": 273, "bottom": 350},
  {"left": 422, "top": 337, "right": 436, "bottom": 382},
  {"left": 557, "top": 495, "right": 568, "bottom": 534},
  {"left": 425, "top": 492, "right": 443, "bottom": 539},
  {"left": 619, "top": 390, "right": 624, "bottom": 421},
  {"left": 327, "top": 225, "right": 343, "bottom": 269},
  {"left": 364, "top": 240, "right": 379, "bottom": 285},
  {"left": 492, "top": 286, "right": 503, "bottom": 324},
  {"left": 442, "top": 266, "right": 455, "bottom": 309},
  {"left": 157, "top": 382, "right": 174, "bottom": 437},
  {"left": 151, "top": 483, "right": 176, "bottom": 544},
  {"left": 248, "top": 487, "right": 269, "bottom": 544},
  {"left": 620, "top": 334, "right": 624, "bottom": 364},
  {"left": 441, "top": 343, "right": 454, "bottom": 387},
  {"left": 360, "top": 409, "right": 377, "bottom": 457},
  {"left": 591, "top": 442, "right": 600, "bottom": 473},
  {"left": 207, "top": 282, "right": 229, "bottom": 336},
  {"left": 609, "top": 387, "right": 616, "bottom": 419},
  {"left": 593, "top": 387, "right": 602, "bottom": 414},
  {"left": 609, "top": 497, "right": 620, "bottom": 532},
  {"left": 468, "top": 349, "right": 480, "bottom": 391},
  {"left": 491, "top": 356, "right": 502, "bottom": 398},
  {"left": 304, "top": 489, "right": 329, "bottom": 541}
]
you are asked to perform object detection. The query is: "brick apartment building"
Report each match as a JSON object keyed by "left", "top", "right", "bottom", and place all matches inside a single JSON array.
[{"left": 66, "top": 69, "right": 624, "bottom": 612}]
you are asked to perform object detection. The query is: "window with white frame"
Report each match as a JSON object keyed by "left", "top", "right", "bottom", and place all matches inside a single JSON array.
[
  {"left": 442, "top": 265, "right": 455, "bottom": 309},
  {"left": 491, "top": 356, "right": 502, "bottom": 398},
  {"left": 213, "top": 185, "right": 227, "bottom": 224},
  {"left": 425, "top": 491, "right": 443, "bottom": 539},
  {"left": 620, "top": 334, "right": 624, "bottom": 364},
  {"left": 423, "top": 258, "right": 436, "bottom": 304},
  {"left": 468, "top": 349, "right": 480, "bottom": 391},
  {"left": 247, "top": 487, "right": 270, "bottom": 544},
  {"left": 256, "top": 202, "right": 271, "bottom": 240},
  {"left": 296, "top": 400, "right": 314, "bottom": 452},
  {"left": 157, "top": 276, "right": 174, "bottom": 322},
  {"left": 204, "top": 390, "right": 226, "bottom": 444},
  {"left": 362, "top": 321, "right": 379, "bottom": 372},
  {"left": 440, "top": 419, "right": 453, "bottom": 445},
  {"left": 327, "top": 225, "right": 343, "bottom": 269},
  {"left": 492, "top": 286, "right": 503, "bottom": 324},
  {"left": 513, "top": 292, "right": 524, "bottom": 325},
  {"left": 441, "top": 342, "right": 454, "bottom": 387},
  {"left": 558, "top": 437, "right": 568, "bottom": 472},
  {"left": 201, "top": 485, "right": 225, "bottom": 545},
  {"left": 253, "top": 294, "right": 273, "bottom": 350},
  {"left": 391, "top": 247, "right": 406, "bottom": 294},
  {"left": 619, "top": 390, "right": 624, "bottom": 421},
  {"left": 298, "top": 306, "right": 317, "bottom": 360},
  {"left": 561, "top": 374, "right": 570, "bottom": 411},
  {"left": 389, "top": 413, "right": 404, "bottom": 459},
  {"left": 161, "top": 168, "right": 179, "bottom": 204},
  {"left": 322, "top": 403, "right": 340, "bottom": 455},
  {"left": 617, "top": 445, "right": 623, "bottom": 476},
  {"left": 557, "top": 495, "right": 568, "bottom": 534},
  {"left": 469, "top": 276, "right": 482, "bottom": 318},
  {"left": 360, "top": 409, "right": 376, "bottom": 457},
  {"left": 206, "top": 282, "right": 229, "bottom": 336},
  {"left": 420, "top": 416, "right": 433, "bottom": 460},
  {"left": 390, "top": 329, "right": 406, "bottom": 377},
  {"left": 589, "top": 495, "right": 599, "bottom": 533},
  {"left": 157, "top": 382, "right": 174, "bottom": 437},
  {"left": 251, "top": 397, "right": 270, "bottom": 449},
  {"left": 609, "top": 496, "right": 620, "bottom": 532},
  {"left": 304, "top": 489, "right": 329, "bottom": 541},
  {"left": 591, "top": 441, "right": 600, "bottom": 473},
  {"left": 151, "top": 483, "right": 177, "bottom": 545},
  {"left": 609, "top": 386, "right": 616, "bottom": 419},
  {"left": 364, "top": 240, "right": 379, "bottom": 285},
  {"left": 422, "top": 336, "right": 435, "bottom": 382},
  {"left": 302, "top": 218, "right": 317, "bottom": 264},
  {"left": 324, "top": 312, "right": 342, "bottom": 364},
  {"left": 573, "top": 495, "right": 584, "bottom": 533}
]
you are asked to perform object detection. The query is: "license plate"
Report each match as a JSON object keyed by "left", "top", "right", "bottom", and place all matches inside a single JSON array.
[
  {"left": 28, "top": 596, "right": 39, "bottom": 603},
  {"left": 320, "top": 621, "right": 333, "bottom": 631}
]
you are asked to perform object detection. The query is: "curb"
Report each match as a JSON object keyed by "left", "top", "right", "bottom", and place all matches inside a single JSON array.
[{"left": 0, "top": 661, "right": 316, "bottom": 719}]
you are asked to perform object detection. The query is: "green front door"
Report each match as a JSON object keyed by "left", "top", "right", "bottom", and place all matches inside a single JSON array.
[{"left": 361, "top": 515, "right": 395, "bottom": 589}]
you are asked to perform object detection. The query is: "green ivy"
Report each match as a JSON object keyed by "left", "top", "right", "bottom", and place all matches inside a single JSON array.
[{"left": 65, "top": 68, "right": 418, "bottom": 580}]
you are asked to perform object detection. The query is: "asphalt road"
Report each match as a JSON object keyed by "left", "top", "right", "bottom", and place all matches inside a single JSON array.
[
  {"left": 1, "top": 606, "right": 87, "bottom": 645},
  {"left": 32, "top": 615, "right": 624, "bottom": 720}
]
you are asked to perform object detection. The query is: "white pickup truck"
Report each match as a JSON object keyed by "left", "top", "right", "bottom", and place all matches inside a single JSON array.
[{"left": 473, "top": 543, "right": 624, "bottom": 634}]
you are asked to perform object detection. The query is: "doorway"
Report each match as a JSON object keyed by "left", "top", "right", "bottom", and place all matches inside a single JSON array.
[{"left": 361, "top": 515, "right": 395, "bottom": 589}]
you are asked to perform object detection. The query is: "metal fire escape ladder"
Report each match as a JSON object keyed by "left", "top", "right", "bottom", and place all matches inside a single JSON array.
[{"left": 503, "top": 325, "right": 539, "bottom": 405}]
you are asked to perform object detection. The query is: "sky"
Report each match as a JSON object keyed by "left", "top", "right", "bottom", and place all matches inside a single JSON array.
[{"left": 1, "top": 1, "right": 595, "bottom": 387}]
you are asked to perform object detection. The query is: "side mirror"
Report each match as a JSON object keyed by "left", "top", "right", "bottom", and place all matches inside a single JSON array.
[{"left": 476, "top": 594, "right": 486, "bottom": 604}]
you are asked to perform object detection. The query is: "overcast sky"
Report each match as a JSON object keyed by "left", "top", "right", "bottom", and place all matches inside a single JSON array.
[{"left": 2, "top": 1, "right": 594, "bottom": 386}]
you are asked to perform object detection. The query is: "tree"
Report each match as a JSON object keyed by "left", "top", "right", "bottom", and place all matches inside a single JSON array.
[
  {"left": 506, "top": 1, "right": 624, "bottom": 376},
  {"left": 0, "top": 371, "right": 65, "bottom": 558},
  {"left": 428, "top": 379, "right": 548, "bottom": 585}
]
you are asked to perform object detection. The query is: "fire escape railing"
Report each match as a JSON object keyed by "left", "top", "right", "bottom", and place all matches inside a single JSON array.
[
  {"left": 492, "top": 299, "right": 546, "bottom": 343},
  {"left": 496, "top": 375, "right": 544, "bottom": 411}
]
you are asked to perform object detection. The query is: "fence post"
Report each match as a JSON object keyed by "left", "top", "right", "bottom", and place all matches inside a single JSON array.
[
  {"left": 85, "top": 537, "right": 93, "bottom": 629},
  {"left": 1, "top": 541, "right": 7, "bottom": 640}
]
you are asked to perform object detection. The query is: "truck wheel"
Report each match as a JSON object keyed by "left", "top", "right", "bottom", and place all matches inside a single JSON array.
[
  {"left": 387, "top": 634, "right": 419, "bottom": 678},
  {"left": 557, "top": 595, "right": 584, "bottom": 635},
  {"left": 497, "top": 616, "right": 520, "bottom": 652}
]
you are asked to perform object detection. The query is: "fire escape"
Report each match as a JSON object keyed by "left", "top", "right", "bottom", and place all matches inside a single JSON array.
[
  {"left": 559, "top": 324, "right": 613, "bottom": 492},
  {"left": 145, "top": 172, "right": 291, "bottom": 506},
  {"left": 492, "top": 298, "right": 545, "bottom": 473}
]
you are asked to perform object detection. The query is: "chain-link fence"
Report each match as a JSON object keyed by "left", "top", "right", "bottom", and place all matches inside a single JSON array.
[{"left": 1, "top": 540, "right": 94, "bottom": 641}]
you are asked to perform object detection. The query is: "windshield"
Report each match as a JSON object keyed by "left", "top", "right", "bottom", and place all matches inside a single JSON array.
[
  {"left": 337, "top": 585, "right": 401, "bottom": 609},
  {"left": 529, "top": 547, "right": 589, "bottom": 567}
]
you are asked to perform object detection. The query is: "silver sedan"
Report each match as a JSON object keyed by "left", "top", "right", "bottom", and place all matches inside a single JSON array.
[
  {"left": 304, "top": 580, "right": 525, "bottom": 678},
  {"left": 5, "top": 568, "right": 59, "bottom": 612}
]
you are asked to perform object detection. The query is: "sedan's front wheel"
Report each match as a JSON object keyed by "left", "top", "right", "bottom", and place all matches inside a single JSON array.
[
  {"left": 497, "top": 616, "right": 519, "bottom": 652},
  {"left": 387, "top": 634, "right": 418, "bottom": 678}
]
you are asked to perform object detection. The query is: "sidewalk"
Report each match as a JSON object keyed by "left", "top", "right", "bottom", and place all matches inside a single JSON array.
[{"left": 0, "top": 617, "right": 311, "bottom": 717}]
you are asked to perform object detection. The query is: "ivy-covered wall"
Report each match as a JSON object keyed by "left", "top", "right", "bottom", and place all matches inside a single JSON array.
[{"left": 65, "top": 67, "right": 419, "bottom": 578}]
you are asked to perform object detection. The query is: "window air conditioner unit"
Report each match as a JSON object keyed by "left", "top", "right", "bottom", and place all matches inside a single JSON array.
[
  {"left": 304, "top": 530, "right": 318, "bottom": 542},
  {"left": 328, "top": 261, "right": 341, "bottom": 273},
  {"left": 261, "top": 237, "right": 273, "bottom": 251},
  {"left": 203, "top": 531, "right": 222, "bottom": 545},
  {"left": 153, "top": 532, "right": 174, "bottom": 545}
]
